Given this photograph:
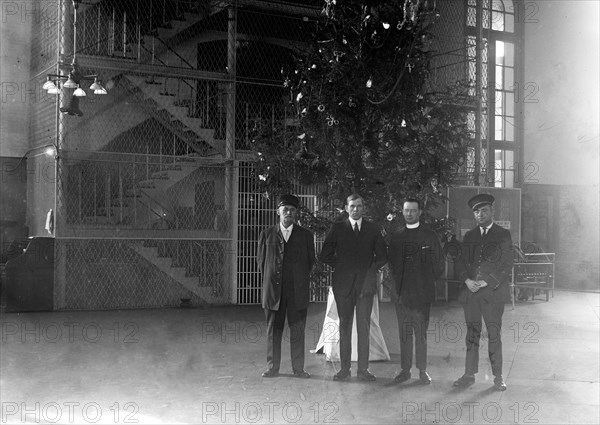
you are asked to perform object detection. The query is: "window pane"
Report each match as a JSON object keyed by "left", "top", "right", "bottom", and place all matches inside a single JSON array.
[
  {"left": 504, "top": 42, "right": 514, "bottom": 67},
  {"left": 496, "top": 66, "right": 504, "bottom": 87},
  {"left": 505, "top": 150, "right": 514, "bottom": 187},
  {"left": 506, "top": 92, "right": 514, "bottom": 116},
  {"left": 505, "top": 67, "right": 514, "bottom": 91},
  {"left": 495, "top": 116, "right": 504, "bottom": 140},
  {"left": 492, "top": 11, "right": 504, "bottom": 31},
  {"left": 496, "top": 40, "right": 505, "bottom": 64},
  {"left": 492, "top": 0, "right": 505, "bottom": 12},
  {"left": 505, "top": 117, "right": 515, "bottom": 141},
  {"left": 505, "top": 14, "right": 514, "bottom": 33},
  {"left": 495, "top": 91, "right": 504, "bottom": 115}
]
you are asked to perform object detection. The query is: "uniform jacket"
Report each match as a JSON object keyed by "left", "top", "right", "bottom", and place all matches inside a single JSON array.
[
  {"left": 456, "top": 223, "right": 513, "bottom": 303},
  {"left": 319, "top": 219, "right": 388, "bottom": 297},
  {"left": 257, "top": 224, "right": 315, "bottom": 310},
  {"left": 389, "top": 224, "right": 445, "bottom": 305}
]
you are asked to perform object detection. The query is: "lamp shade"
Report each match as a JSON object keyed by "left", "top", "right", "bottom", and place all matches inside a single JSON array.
[
  {"left": 42, "top": 77, "right": 56, "bottom": 90},
  {"left": 73, "top": 85, "right": 86, "bottom": 97},
  {"left": 63, "top": 72, "right": 78, "bottom": 89}
]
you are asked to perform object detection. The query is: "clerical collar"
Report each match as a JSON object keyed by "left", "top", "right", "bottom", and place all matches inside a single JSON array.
[
  {"left": 406, "top": 222, "right": 420, "bottom": 229},
  {"left": 348, "top": 217, "right": 362, "bottom": 230}
]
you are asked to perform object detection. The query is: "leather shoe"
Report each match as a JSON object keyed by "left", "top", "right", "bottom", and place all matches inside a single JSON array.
[
  {"left": 333, "top": 370, "right": 351, "bottom": 381},
  {"left": 493, "top": 376, "right": 507, "bottom": 391},
  {"left": 357, "top": 369, "right": 376, "bottom": 381},
  {"left": 293, "top": 370, "right": 311, "bottom": 379},
  {"left": 261, "top": 369, "right": 279, "bottom": 378},
  {"left": 453, "top": 374, "right": 475, "bottom": 387},
  {"left": 419, "top": 370, "right": 432, "bottom": 385},
  {"left": 394, "top": 369, "right": 411, "bottom": 383}
]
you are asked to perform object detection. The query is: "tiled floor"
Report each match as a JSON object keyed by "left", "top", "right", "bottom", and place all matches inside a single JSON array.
[{"left": 1, "top": 291, "right": 598, "bottom": 424}]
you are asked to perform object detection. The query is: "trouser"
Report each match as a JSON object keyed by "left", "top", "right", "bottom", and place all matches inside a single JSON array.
[
  {"left": 395, "top": 302, "right": 431, "bottom": 371},
  {"left": 462, "top": 298, "right": 505, "bottom": 376},
  {"left": 334, "top": 287, "right": 373, "bottom": 372},
  {"left": 265, "top": 294, "right": 307, "bottom": 373}
]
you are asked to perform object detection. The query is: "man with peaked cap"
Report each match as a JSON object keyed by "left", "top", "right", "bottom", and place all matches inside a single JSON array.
[
  {"left": 257, "top": 194, "right": 315, "bottom": 378},
  {"left": 453, "top": 193, "right": 513, "bottom": 391}
]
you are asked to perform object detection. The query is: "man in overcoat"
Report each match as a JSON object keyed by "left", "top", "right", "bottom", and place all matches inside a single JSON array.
[{"left": 257, "top": 194, "right": 315, "bottom": 378}]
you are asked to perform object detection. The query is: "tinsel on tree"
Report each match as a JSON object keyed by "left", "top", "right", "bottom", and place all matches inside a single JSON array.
[{"left": 251, "top": 0, "right": 473, "bottom": 227}]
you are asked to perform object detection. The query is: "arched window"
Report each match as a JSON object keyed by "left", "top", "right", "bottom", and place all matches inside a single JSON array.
[{"left": 466, "top": 0, "right": 519, "bottom": 188}]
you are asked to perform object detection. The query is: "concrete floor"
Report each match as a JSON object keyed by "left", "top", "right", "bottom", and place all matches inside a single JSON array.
[{"left": 1, "top": 291, "right": 598, "bottom": 424}]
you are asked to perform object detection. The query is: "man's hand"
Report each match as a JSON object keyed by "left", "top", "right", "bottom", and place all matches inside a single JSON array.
[
  {"left": 476, "top": 280, "right": 488, "bottom": 288},
  {"left": 465, "top": 279, "right": 480, "bottom": 293}
]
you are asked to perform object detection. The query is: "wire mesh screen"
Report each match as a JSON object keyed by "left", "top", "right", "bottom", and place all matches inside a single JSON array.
[
  {"left": 57, "top": 151, "right": 230, "bottom": 236},
  {"left": 54, "top": 238, "right": 231, "bottom": 310},
  {"left": 236, "top": 162, "right": 330, "bottom": 305}
]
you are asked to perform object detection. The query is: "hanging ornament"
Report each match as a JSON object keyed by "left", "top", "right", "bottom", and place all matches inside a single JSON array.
[
  {"left": 348, "top": 97, "right": 356, "bottom": 107},
  {"left": 326, "top": 115, "right": 339, "bottom": 126},
  {"left": 382, "top": 22, "right": 390, "bottom": 29},
  {"left": 366, "top": 78, "right": 373, "bottom": 88},
  {"left": 317, "top": 104, "right": 325, "bottom": 112},
  {"left": 296, "top": 92, "right": 303, "bottom": 102}
]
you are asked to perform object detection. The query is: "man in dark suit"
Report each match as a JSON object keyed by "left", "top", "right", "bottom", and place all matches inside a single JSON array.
[
  {"left": 389, "top": 198, "right": 444, "bottom": 385},
  {"left": 319, "top": 193, "right": 388, "bottom": 381},
  {"left": 257, "top": 194, "right": 315, "bottom": 378},
  {"left": 453, "top": 193, "right": 513, "bottom": 391}
]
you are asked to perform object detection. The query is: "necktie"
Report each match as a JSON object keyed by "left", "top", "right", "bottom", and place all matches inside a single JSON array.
[
  {"left": 481, "top": 227, "right": 487, "bottom": 237},
  {"left": 354, "top": 222, "right": 359, "bottom": 236},
  {"left": 284, "top": 229, "right": 289, "bottom": 242}
]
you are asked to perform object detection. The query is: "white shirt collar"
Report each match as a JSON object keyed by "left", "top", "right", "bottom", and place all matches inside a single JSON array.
[
  {"left": 280, "top": 223, "right": 294, "bottom": 239},
  {"left": 406, "top": 222, "right": 420, "bottom": 229},
  {"left": 481, "top": 223, "right": 493, "bottom": 233},
  {"left": 348, "top": 217, "right": 362, "bottom": 230}
]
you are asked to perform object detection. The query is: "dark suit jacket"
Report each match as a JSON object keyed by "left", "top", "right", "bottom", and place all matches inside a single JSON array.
[
  {"left": 257, "top": 224, "right": 315, "bottom": 310},
  {"left": 319, "top": 219, "right": 388, "bottom": 297},
  {"left": 389, "top": 225, "right": 445, "bottom": 306},
  {"left": 456, "top": 223, "right": 513, "bottom": 304}
]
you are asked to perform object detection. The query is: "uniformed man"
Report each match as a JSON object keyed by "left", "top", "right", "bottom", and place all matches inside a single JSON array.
[{"left": 453, "top": 193, "right": 513, "bottom": 391}]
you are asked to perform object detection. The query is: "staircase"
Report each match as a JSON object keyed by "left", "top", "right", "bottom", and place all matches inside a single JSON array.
[
  {"left": 124, "top": 75, "right": 225, "bottom": 155},
  {"left": 78, "top": 0, "right": 228, "bottom": 157},
  {"left": 130, "top": 240, "right": 224, "bottom": 304},
  {"left": 84, "top": 155, "right": 220, "bottom": 228}
]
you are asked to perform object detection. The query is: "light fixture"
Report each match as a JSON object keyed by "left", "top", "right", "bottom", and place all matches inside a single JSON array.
[
  {"left": 42, "top": 77, "right": 56, "bottom": 90},
  {"left": 63, "top": 72, "right": 78, "bottom": 89},
  {"left": 73, "top": 85, "right": 86, "bottom": 97},
  {"left": 43, "top": 0, "right": 107, "bottom": 115},
  {"left": 89, "top": 78, "right": 107, "bottom": 94}
]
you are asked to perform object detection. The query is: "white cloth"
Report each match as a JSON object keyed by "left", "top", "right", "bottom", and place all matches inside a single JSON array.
[
  {"left": 311, "top": 287, "right": 390, "bottom": 362},
  {"left": 45, "top": 209, "right": 54, "bottom": 235}
]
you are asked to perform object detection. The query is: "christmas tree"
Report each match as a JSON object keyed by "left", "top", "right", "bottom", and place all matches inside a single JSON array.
[{"left": 252, "top": 0, "right": 472, "bottom": 227}]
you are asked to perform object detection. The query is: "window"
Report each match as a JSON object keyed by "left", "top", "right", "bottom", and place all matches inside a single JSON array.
[{"left": 466, "top": 0, "right": 518, "bottom": 188}]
